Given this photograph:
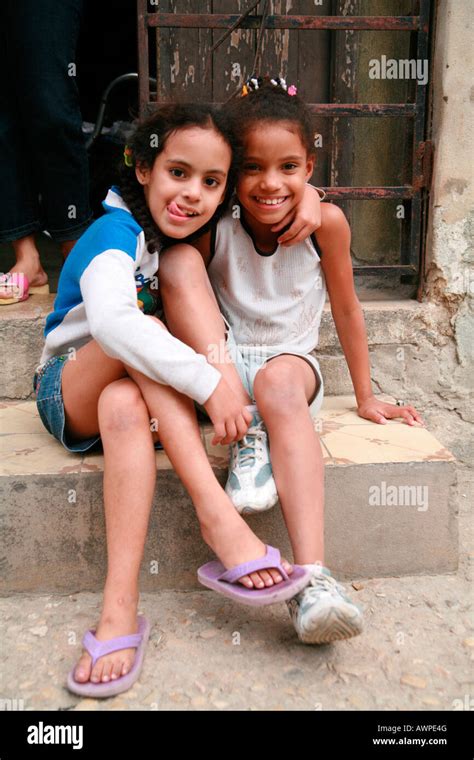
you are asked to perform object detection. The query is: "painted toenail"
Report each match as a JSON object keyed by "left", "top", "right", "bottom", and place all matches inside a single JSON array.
[
  {"left": 111, "top": 674, "right": 118, "bottom": 680},
  {"left": 102, "top": 676, "right": 109, "bottom": 681}
]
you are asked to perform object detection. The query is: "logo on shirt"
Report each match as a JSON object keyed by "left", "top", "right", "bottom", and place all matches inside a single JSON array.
[{"left": 136, "top": 276, "right": 161, "bottom": 315}]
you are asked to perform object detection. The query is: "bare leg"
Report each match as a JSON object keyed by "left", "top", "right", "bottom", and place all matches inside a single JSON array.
[
  {"left": 0, "top": 235, "right": 48, "bottom": 299},
  {"left": 159, "top": 244, "right": 252, "bottom": 405},
  {"left": 66, "top": 323, "right": 294, "bottom": 685},
  {"left": 74, "top": 371, "right": 292, "bottom": 685},
  {"left": 254, "top": 355, "right": 325, "bottom": 565},
  {"left": 73, "top": 377, "right": 157, "bottom": 685},
  {"left": 122, "top": 365, "right": 293, "bottom": 591}
]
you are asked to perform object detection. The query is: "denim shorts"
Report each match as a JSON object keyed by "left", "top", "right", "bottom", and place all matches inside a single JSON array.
[
  {"left": 33, "top": 354, "right": 163, "bottom": 454},
  {"left": 33, "top": 354, "right": 102, "bottom": 453}
]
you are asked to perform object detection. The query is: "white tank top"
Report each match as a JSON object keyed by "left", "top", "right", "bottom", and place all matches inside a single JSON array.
[{"left": 208, "top": 205, "right": 327, "bottom": 356}]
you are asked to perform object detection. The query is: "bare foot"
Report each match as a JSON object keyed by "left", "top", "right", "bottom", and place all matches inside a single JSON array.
[
  {"left": 200, "top": 510, "right": 293, "bottom": 590},
  {"left": 72, "top": 594, "right": 140, "bottom": 685}
]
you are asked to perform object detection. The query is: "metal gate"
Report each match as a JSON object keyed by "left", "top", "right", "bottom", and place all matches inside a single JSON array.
[{"left": 137, "top": 1, "right": 434, "bottom": 297}]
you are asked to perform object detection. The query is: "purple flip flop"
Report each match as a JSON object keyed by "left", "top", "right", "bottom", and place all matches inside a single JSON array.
[
  {"left": 197, "top": 545, "right": 313, "bottom": 606},
  {"left": 66, "top": 615, "right": 150, "bottom": 698}
]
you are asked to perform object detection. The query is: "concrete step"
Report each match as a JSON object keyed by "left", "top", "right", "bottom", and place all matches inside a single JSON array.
[
  {"left": 0, "top": 394, "right": 458, "bottom": 593},
  {"left": 1, "top": 294, "right": 429, "bottom": 400}
]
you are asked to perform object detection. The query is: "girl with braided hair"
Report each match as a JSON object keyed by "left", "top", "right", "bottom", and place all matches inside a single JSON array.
[{"left": 32, "top": 103, "right": 324, "bottom": 697}]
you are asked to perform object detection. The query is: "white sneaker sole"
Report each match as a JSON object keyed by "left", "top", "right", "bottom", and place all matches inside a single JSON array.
[
  {"left": 228, "top": 491, "right": 279, "bottom": 515},
  {"left": 293, "top": 604, "right": 364, "bottom": 644}
]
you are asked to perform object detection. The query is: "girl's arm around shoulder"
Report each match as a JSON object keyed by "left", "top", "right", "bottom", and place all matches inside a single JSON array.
[
  {"left": 273, "top": 183, "right": 322, "bottom": 246},
  {"left": 317, "top": 203, "right": 424, "bottom": 426}
]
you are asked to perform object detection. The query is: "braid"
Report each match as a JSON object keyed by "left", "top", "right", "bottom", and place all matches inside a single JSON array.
[{"left": 119, "top": 162, "right": 162, "bottom": 253}]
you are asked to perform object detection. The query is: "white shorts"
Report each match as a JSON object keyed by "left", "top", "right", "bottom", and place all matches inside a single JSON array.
[{"left": 224, "top": 320, "right": 324, "bottom": 417}]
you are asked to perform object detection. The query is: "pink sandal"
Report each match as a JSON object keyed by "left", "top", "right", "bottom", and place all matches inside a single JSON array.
[{"left": 0, "top": 272, "right": 49, "bottom": 305}]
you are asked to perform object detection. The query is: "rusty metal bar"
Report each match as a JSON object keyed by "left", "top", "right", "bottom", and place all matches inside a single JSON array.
[
  {"left": 412, "top": 0, "right": 432, "bottom": 297},
  {"left": 137, "top": 0, "right": 149, "bottom": 116},
  {"left": 142, "top": 102, "right": 415, "bottom": 117},
  {"left": 353, "top": 265, "right": 417, "bottom": 275},
  {"left": 207, "top": 0, "right": 260, "bottom": 58},
  {"left": 310, "top": 104, "right": 415, "bottom": 116},
  {"left": 145, "top": 15, "right": 421, "bottom": 32},
  {"left": 322, "top": 187, "right": 413, "bottom": 200}
]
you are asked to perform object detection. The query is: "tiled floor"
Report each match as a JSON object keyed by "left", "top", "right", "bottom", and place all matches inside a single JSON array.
[{"left": 0, "top": 395, "right": 455, "bottom": 477}]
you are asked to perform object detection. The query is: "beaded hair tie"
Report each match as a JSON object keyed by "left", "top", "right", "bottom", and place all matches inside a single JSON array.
[{"left": 241, "top": 75, "right": 298, "bottom": 97}]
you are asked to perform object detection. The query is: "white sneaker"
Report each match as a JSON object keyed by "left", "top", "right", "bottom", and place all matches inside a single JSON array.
[
  {"left": 225, "top": 414, "right": 278, "bottom": 514},
  {"left": 286, "top": 565, "right": 364, "bottom": 644}
]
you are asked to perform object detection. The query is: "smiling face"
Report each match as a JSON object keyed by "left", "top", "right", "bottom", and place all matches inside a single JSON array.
[
  {"left": 135, "top": 125, "right": 231, "bottom": 238},
  {"left": 237, "top": 121, "right": 314, "bottom": 229}
]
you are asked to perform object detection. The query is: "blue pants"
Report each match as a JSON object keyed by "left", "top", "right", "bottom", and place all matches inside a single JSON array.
[{"left": 0, "top": 0, "right": 93, "bottom": 243}]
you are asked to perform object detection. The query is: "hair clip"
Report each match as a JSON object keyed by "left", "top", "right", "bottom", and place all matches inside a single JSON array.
[
  {"left": 123, "top": 146, "right": 133, "bottom": 167},
  {"left": 270, "top": 77, "right": 287, "bottom": 91},
  {"left": 269, "top": 77, "right": 297, "bottom": 95},
  {"left": 242, "top": 75, "right": 262, "bottom": 96},
  {"left": 242, "top": 74, "right": 297, "bottom": 97}
]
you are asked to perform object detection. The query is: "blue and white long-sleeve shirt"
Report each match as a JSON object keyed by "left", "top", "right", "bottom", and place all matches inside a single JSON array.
[{"left": 38, "top": 187, "right": 221, "bottom": 405}]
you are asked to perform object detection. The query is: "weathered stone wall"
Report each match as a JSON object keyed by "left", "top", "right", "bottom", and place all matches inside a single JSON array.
[{"left": 420, "top": 0, "right": 473, "bottom": 426}]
